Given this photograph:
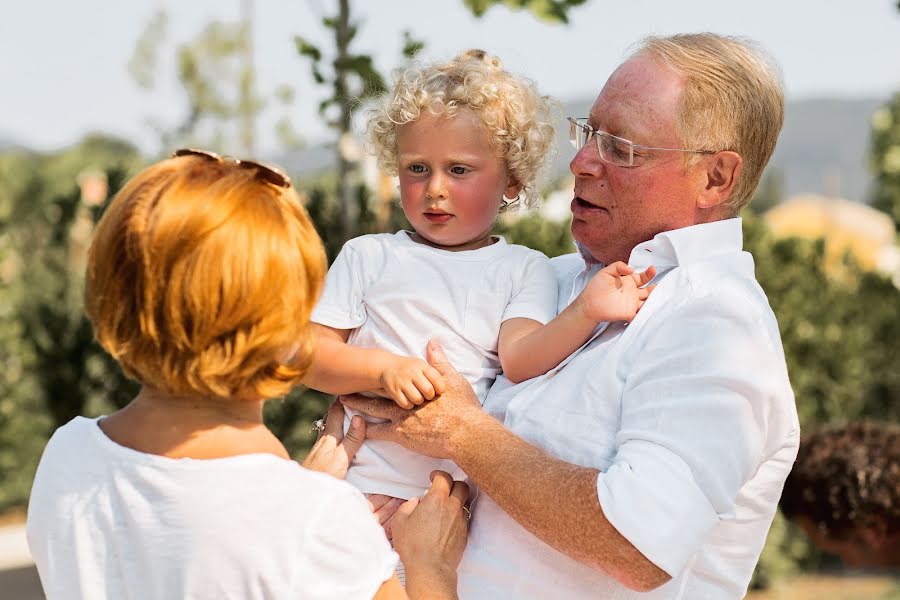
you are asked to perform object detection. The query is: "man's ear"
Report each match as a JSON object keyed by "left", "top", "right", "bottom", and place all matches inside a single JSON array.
[{"left": 697, "top": 151, "right": 742, "bottom": 209}]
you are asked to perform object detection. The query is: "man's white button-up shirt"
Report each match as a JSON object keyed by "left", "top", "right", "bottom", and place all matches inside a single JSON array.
[{"left": 458, "top": 218, "right": 800, "bottom": 600}]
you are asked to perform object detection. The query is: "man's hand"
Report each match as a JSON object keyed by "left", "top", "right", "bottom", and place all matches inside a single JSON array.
[
  {"left": 379, "top": 356, "right": 446, "bottom": 409},
  {"left": 342, "top": 340, "right": 484, "bottom": 460},
  {"left": 576, "top": 262, "right": 655, "bottom": 324},
  {"left": 301, "top": 400, "right": 365, "bottom": 479}
]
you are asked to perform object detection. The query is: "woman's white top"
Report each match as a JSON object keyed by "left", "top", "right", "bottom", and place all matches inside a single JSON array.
[
  {"left": 312, "top": 231, "right": 558, "bottom": 498},
  {"left": 27, "top": 416, "right": 398, "bottom": 600}
]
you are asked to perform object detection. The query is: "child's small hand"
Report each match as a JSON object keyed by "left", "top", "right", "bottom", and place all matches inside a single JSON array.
[
  {"left": 379, "top": 357, "right": 446, "bottom": 409},
  {"left": 576, "top": 262, "right": 656, "bottom": 324}
]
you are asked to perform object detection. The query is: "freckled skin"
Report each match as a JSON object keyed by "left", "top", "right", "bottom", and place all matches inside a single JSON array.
[{"left": 569, "top": 54, "right": 720, "bottom": 265}]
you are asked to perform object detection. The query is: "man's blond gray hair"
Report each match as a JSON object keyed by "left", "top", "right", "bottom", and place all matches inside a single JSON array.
[{"left": 632, "top": 33, "right": 784, "bottom": 213}]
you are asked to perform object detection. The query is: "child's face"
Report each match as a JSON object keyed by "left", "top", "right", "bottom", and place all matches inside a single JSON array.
[{"left": 396, "top": 109, "right": 521, "bottom": 251}]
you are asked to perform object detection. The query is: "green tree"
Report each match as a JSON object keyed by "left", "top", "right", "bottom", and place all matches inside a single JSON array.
[
  {"left": 869, "top": 92, "right": 900, "bottom": 231},
  {"left": 0, "top": 137, "right": 145, "bottom": 509},
  {"left": 743, "top": 210, "right": 900, "bottom": 586},
  {"left": 462, "top": 0, "right": 587, "bottom": 22},
  {"left": 294, "top": 3, "right": 415, "bottom": 241},
  {"left": 130, "top": 7, "right": 300, "bottom": 155}
]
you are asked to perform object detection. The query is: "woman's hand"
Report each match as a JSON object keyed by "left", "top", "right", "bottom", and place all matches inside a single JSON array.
[
  {"left": 368, "top": 494, "right": 405, "bottom": 540},
  {"left": 393, "top": 471, "right": 470, "bottom": 596},
  {"left": 301, "top": 399, "right": 365, "bottom": 479}
]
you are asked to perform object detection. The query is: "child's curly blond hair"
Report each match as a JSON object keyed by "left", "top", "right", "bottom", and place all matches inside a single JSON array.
[{"left": 367, "top": 49, "right": 556, "bottom": 206}]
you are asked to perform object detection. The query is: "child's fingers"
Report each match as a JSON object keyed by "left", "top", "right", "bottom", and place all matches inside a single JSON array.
[
  {"left": 401, "top": 381, "right": 425, "bottom": 406},
  {"left": 423, "top": 366, "right": 446, "bottom": 396},
  {"left": 639, "top": 265, "right": 657, "bottom": 285},
  {"left": 412, "top": 372, "right": 437, "bottom": 400},
  {"left": 391, "top": 388, "right": 413, "bottom": 409}
]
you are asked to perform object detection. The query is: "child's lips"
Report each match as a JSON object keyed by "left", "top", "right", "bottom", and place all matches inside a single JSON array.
[{"left": 423, "top": 212, "right": 453, "bottom": 224}]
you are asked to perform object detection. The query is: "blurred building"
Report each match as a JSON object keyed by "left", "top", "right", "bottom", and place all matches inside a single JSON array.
[{"left": 764, "top": 194, "right": 900, "bottom": 285}]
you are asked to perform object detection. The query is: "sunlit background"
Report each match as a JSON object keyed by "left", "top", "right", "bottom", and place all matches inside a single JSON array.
[{"left": 1, "top": 1, "right": 899, "bottom": 598}]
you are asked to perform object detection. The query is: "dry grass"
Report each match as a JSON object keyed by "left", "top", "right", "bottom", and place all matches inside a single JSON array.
[
  {"left": 747, "top": 574, "right": 900, "bottom": 600},
  {"left": 0, "top": 509, "right": 26, "bottom": 528}
]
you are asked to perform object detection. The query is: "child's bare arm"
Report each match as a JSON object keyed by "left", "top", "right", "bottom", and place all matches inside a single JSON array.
[
  {"left": 302, "top": 324, "right": 445, "bottom": 408},
  {"left": 499, "top": 263, "right": 655, "bottom": 383}
]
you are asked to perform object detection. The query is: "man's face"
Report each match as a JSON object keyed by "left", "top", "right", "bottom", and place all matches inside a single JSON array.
[{"left": 569, "top": 54, "right": 709, "bottom": 264}]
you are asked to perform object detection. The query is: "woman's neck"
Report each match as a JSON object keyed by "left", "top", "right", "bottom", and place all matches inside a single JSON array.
[{"left": 99, "top": 386, "right": 289, "bottom": 460}]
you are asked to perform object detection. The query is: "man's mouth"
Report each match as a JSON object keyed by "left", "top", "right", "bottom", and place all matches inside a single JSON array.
[{"left": 571, "top": 197, "right": 607, "bottom": 215}]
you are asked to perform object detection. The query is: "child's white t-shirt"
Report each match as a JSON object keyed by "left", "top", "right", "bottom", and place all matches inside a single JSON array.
[
  {"left": 27, "top": 416, "right": 398, "bottom": 600},
  {"left": 311, "top": 230, "right": 558, "bottom": 498}
]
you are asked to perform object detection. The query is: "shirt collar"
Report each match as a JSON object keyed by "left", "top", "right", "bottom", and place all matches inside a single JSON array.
[
  {"left": 628, "top": 218, "right": 744, "bottom": 270},
  {"left": 576, "top": 218, "right": 744, "bottom": 271}
]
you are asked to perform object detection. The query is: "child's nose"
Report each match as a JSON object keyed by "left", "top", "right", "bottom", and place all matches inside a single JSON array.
[{"left": 425, "top": 173, "right": 448, "bottom": 199}]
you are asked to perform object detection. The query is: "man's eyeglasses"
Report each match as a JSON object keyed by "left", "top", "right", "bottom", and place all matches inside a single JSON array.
[
  {"left": 172, "top": 148, "right": 292, "bottom": 189},
  {"left": 567, "top": 117, "right": 715, "bottom": 168}
]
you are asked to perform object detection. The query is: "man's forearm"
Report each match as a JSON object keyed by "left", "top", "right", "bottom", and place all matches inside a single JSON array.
[{"left": 450, "top": 413, "right": 671, "bottom": 592}]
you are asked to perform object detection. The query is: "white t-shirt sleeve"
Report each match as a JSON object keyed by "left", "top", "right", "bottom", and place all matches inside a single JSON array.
[
  {"left": 311, "top": 241, "right": 369, "bottom": 330},
  {"left": 595, "top": 293, "right": 771, "bottom": 577},
  {"left": 502, "top": 252, "right": 558, "bottom": 325},
  {"left": 300, "top": 483, "right": 399, "bottom": 599}
]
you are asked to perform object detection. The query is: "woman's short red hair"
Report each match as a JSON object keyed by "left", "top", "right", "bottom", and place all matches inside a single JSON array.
[{"left": 85, "top": 155, "right": 326, "bottom": 401}]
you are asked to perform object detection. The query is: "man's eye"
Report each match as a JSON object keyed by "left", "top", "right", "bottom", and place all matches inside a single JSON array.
[
  {"left": 450, "top": 166, "right": 469, "bottom": 175},
  {"left": 408, "top": 164, "right": 427, "bottom": 174},
  {"left": 602, "top": 136, "right": 632, "bottom": 160}
]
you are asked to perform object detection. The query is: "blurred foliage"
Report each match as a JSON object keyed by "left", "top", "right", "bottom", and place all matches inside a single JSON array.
[
  {"left": 870, "top": 92, "right": 900, "bottom": 231},
  {"left": 294, "top": 0, "right": 423, "bottom": 241},
  {"left": 0, "top": 135, "right": 143, "bottom": 511},
  {"left": 497, "top": 211, "right": 574, "bottom": 257},
  {"left": 462, "top": 0, "right": 587, "bottom": 22},
  {"left": 743, "top": 208, "right": 900, "bottom": 585},
  {"left": 128, "top": 8, "right": 301, "bottom": 155}
]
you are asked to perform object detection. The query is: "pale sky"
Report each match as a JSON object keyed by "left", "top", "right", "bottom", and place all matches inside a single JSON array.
[{"left": 2, "top": 0, "right": 899, "bottom": 157}]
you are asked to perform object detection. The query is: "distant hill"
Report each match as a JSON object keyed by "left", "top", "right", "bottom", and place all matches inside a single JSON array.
[
  {"left": 0, "top": 134, "right": 25, "bottom": 153},
  {"left": 772, "top": 97, "right": 883, "bottom": 202}
]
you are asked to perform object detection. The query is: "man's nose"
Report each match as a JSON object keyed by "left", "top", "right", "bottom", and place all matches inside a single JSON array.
[{"left": 569, "top": 142, "right": 604, "bottom": 179}]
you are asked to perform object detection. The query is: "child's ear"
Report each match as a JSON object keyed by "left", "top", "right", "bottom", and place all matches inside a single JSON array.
[{"left": 504, "top": 176, "right": 523, "bottom": 200}]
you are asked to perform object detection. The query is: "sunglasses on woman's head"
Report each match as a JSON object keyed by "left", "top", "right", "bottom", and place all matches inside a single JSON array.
[{"left": 172, "top": 148, "right": 292, "bottom": 189}]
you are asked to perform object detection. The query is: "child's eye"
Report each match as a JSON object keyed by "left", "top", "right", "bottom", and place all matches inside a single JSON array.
[
  {"left": 450, "top": 166, "right": 469, "bottom": 175},
  {"left": 408, "top": 164, "right": 427, "bottom": 174}
]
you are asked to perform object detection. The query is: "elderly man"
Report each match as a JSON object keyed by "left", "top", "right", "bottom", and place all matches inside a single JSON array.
[{"left": 345, "top": 33, "right": 799, "bottom": 599}]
